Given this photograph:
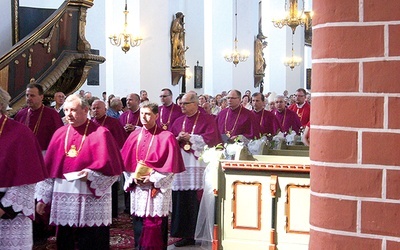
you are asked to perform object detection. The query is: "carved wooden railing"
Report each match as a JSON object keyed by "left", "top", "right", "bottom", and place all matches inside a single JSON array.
[{"left": 0, "top": 0, "right": 105, "bottom": 115}]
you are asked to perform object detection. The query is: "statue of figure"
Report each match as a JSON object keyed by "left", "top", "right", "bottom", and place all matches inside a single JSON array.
[
  {"left": 171, "top": 12, "right": 187, "bottom": 68},
  {"left": 255, "top": 34, "right": 267, "bottom": 75}
]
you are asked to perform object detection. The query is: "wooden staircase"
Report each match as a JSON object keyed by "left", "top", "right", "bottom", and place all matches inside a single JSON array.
[{"left": 0, "top": 0, "right": 105, "bottom": 115}]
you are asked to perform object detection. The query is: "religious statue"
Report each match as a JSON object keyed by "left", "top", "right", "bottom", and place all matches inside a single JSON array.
[
  {"left": 171, "top": 12, "right": 188, "bottom": 68},
  {"left": 255, "top": 33, "right": 267, "bottom": 75}
]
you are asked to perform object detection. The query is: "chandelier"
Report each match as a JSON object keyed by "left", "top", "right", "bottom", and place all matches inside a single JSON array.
[
  {"left": 109, "top": 0, "right": 142, "bottom": 53},
  {"left": 224, "top": 0, "right": 249, "bottom": 66},
  {"left": 284, "top": 35, "right": 302, "bottom": 70},
  {"left": 272, "top": 0, "right": 310, "bottom": 34}
]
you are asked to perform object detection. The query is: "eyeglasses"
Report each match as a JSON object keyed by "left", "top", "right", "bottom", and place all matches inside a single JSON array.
[
  {"left": 295, "top": 94, "right": 305, "bottom": 97},
  {"left": 159, "top": 95, "right": 171, "bottom": 98},
  {"left": 181, "top": 102, "right": 194, "bottom": 105}
]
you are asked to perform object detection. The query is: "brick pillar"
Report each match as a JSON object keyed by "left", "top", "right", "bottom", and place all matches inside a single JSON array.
[{"left": 309, "top": 0, "right": 400, "bottom": 249}]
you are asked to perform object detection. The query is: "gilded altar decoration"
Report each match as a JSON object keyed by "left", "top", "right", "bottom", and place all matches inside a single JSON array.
[
  {"left": 254, "top": 34, "right": 267, "bottom": 76},
  {"left": 35, "top": 25, "right": 57, "bottom": 53},
  {"left": 170, "top": 12, "right": 189, "bottom": 86},
  {"left": 171, "top": 12, "right": 188, "bottom": 68},
  {"left": 254, "top": 1, "right": 267, "bottom": 88}
]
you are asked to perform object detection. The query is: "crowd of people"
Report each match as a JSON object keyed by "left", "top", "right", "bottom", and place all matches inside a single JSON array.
[{"left": 0, "top": 85, "right": 311, "bottom": 250}]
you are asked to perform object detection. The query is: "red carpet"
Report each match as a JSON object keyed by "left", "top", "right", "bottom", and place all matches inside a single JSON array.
[{"left": 33, "top": 213, "right": 181, "bottom": 249}]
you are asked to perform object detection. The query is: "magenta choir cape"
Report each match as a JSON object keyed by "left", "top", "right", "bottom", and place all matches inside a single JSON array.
[
  {"left": 156, "top": 103, "right": 184, "bottom": 129},
  {"left": 45, "top": 120, "right": 124, "bottom": 178},
  {"left": 119, "top": 109, "right": 142, "bottom": 127},
  {"left": 216, "top": 106, "right": 261, "bottom": 139},
  {"left": 274, "top": 108, "right": 302, "bottom": 134},
  {"left": 92, "top": 115, "right": 128, "bottom": 149},
  {"left": 0, "top": 116, "right": 47, "bottom": 187},
  {"left": 170, "top": 111, "right": 222, "bottom": 154},
  {"left": 121, "top": 125, "right": 185, "bottom": 174},
  {"left": 13, "top": 105, "right": 63, "bottom": 150},
  {"left": 253, "top": 109, "right": 280, "bottom": 136}
]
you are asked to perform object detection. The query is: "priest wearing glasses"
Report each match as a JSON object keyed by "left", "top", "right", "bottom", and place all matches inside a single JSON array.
[
  {"left": 121, "top": 102, "right": 185, "bottom": 250},
  {"left": 169, "top": 93, "right": 222, "bottom": 247},
  {"left": 35, "top": 94, "right": 124, "bottom": 249},
  {"left": 288, "top": 88, "right": 310, "bottom": 127},
  {"left": 216, "top": 89, "right": 260, "bottom": 141},
  {"left": 156, "top": 88, "right": 183, "bottom": 131}
]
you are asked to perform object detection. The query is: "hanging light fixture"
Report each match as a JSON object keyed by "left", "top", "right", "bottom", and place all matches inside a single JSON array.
[
  {"left": 224, "top": 0, "right": 249, "bottom": 66},
  {"left": 109, "top": 0, "right": 142, "bottom": 53},
  {"left": 284, "top": 35, "right": 302, "bottom": 70},
  {"left": 272, "top": 0, "right": 311, "bottom": 34}
]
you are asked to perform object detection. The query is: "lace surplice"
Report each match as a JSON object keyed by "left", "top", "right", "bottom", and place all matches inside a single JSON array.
[
  {"left": 124, "top": 171, "right": 174, "bottom": 217},
  {"left": 172, "top": 134, "right": 207, "bottom": 191},
  {"left": 0, "top": 184, "right": 36, "bottom": 249},
  {"left": 35, "top": 170, "right": 118, "bottom": 227}
]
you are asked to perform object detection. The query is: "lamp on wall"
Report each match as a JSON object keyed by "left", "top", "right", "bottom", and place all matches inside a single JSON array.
[
  {"left": 224, "top": 0, "right": 249, "bottom": 66},
  {"left": 109, "top": 0, "right": 142, "bottom": 53},
  {"left": 185, "top": 67, "right": 193, "bottom": 80},
  {"left": 284, "top": 35, "right": 302, "bottom": 70},
  {"left": 272, "top": 0, "right": 311, "bottom": 34}
]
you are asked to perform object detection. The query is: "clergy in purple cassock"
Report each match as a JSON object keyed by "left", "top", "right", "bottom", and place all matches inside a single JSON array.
[
  {"left": 0, "top": 88, "right": 48, "bottom": 249},
  {"left": 14, "top": 83, "right": 63, "bottom": 243},
  {"left": 216, "top": 89, "right": 261, "bottom": 141},
  {"left": 169, "top": 93, "right": 222, "bottom": 247},
  {"left": 91, "top": 99, "right": 127, "bottom": 148},
  {"left": 36, "top": 94, "right": 124, "bottom": 250},
  {"left": 121, "top": 102, "right": 185, "bottom": 250},
  {"left": 273, "top": 95, "right": 302, "bottom": 134},
  {"left": 119, "top": 93, "right": 142, "bottom": 213},
  {"left": 251, "top": 92, "right": 280, "bottom": 136},
  {"left": 91, "top": 99, "right": 128, "bottom": 218},
  {"left": 119, "top": 93, "right": 142, "bottom": 134},
  {"left": 156, "top": 88, "right": 183, "bottom": 131},
  {"left": 14, "top": 83, "right": 63, "bottom": 151},
  {"left": 288, "top": 88, "right": 311, "bottom": 127}
]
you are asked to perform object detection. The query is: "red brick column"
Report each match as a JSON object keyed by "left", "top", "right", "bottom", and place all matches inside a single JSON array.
[{"left": 310, "top": 0, "right": 400, "bottom": 249}]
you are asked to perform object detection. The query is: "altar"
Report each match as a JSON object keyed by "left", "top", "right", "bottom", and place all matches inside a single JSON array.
[{"left": 216, "top": 153, "right": 310, "bottom": 250}]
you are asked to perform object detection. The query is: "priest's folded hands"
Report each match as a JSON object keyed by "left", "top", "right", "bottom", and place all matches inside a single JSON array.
[{"left": 134, "top": 175, "right": 152, "bottom": 186}]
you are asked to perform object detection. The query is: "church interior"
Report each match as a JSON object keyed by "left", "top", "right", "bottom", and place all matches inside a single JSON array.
[{"left": 0, "top": 0, "right": 399, "bottom": 249}]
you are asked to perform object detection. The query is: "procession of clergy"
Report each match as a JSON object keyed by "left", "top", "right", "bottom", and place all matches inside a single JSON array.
[{"left": 0, "top": 84, "right": 310, "bottom": 250}]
